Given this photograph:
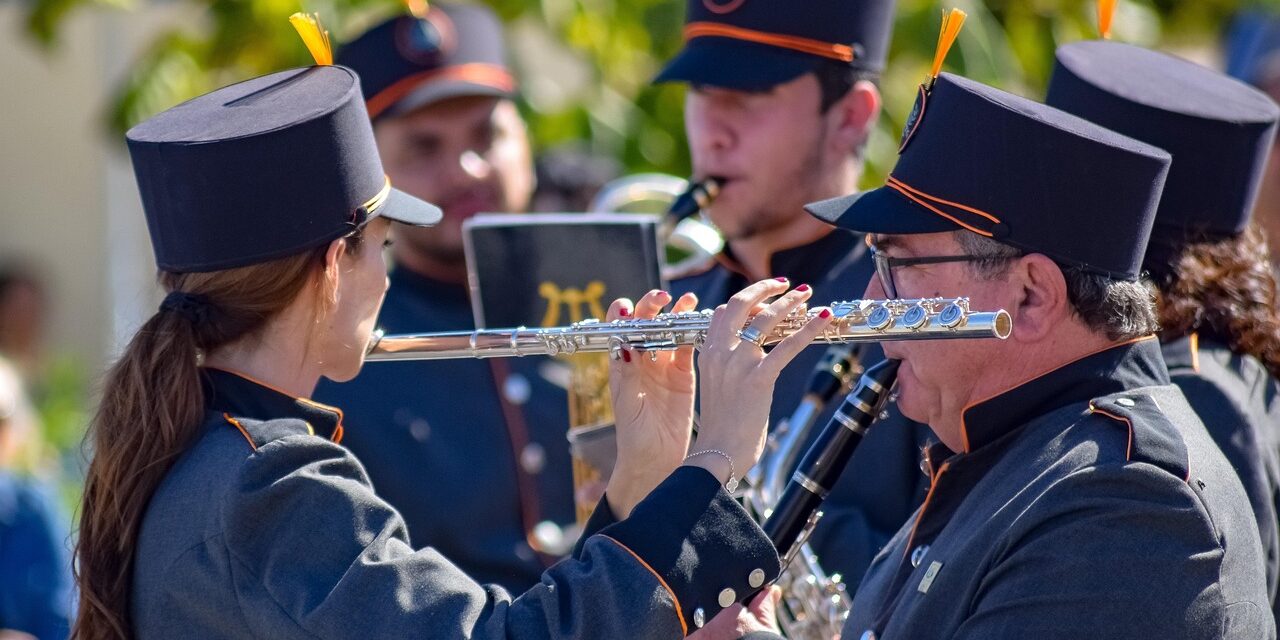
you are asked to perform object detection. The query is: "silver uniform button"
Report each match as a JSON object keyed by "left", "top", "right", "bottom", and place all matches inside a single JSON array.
[
  {"left": 1116, "top": 397, "right": 1135, "bottom": 407},
  {"left": 504, "top": 373, "right": 532, "bottom": 405},
  {"left": 860, "top": 631, "right": 877, "bottom": 640},
  {"left": 693, "top": 608, "right": 706, "bottom": 628},
  {"left": 748, "top": 568, "right": 766, "bottom": 588},
  {"left": 521, "top": 443, "right": 546, "bottom": 474},
  {"left": 409, "top": 418, "right": 431, "bottom": 443},
  {"left": 911, "top": 544, "right": 930, "bottom": 568},
  {"left": 718, "top": 588, "right": 736, "bottom": 608}
]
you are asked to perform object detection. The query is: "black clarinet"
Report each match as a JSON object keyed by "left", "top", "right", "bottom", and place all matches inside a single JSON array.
[
  {"left": 755, "top": 344, "right": 864, "bottom": 507},
  {"left": 743, "top": 359, "right": 900, "bottom": 604}
]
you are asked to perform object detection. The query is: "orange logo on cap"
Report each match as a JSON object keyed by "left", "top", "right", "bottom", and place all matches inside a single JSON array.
[{"left": 703, "top": 0, "right": 746, "bottom": 14}]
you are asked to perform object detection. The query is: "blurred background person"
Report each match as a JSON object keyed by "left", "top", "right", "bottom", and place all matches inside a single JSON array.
[
  {"left": 1047, "top": 36, "right": 1280, "bottom": 616},
  {"left": 1226, "top": 9, "right": 1280, "bottom": 274},
  {"left": 315, "top": 2, "right": 578, "bottom": 592},
  {"left": 0, "top": 356, "right": 74, "bottom": 640},
  {"left": 655, "top": 0, "right": 935, "bottom": 589},
  {"left": 0, "top": 264, "right": 48, "bottom": 384}
]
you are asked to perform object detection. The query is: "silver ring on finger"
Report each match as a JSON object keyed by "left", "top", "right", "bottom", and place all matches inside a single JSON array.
[{"left": 736, "top": 326, "right": 768, "bottom": 349}]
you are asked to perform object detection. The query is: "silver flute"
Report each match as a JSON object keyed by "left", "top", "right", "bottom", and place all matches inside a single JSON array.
[{"left": 366, "top": 297, "right": 1012, "bottom": 361}]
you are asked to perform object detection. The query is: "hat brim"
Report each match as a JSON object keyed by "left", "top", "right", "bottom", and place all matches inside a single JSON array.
[
  {"left": 805, "top": 186, "right": 963, "bottom": 235},
  {"left": 376, "top": 187, "right": 443, "bottom": 227},
  {"left": 379, "top": 77, "right": 514, "bottom": 120},
  {"left": 654, "top": 37, "right": 820, "bottom": 90}
]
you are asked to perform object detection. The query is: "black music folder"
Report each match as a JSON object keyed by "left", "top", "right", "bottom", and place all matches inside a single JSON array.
[{"left": 463, "top": 213, "right": 664, "bottom": 329}]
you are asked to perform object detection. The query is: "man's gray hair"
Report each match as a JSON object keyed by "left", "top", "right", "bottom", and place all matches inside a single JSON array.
[{"left": 954, "top": 232, "right": 1159, "bottom": 341}]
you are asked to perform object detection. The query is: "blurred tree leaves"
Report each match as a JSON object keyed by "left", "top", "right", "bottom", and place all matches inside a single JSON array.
[{"left": 21, "top": 0, "right": 1266, "bottom": 184}]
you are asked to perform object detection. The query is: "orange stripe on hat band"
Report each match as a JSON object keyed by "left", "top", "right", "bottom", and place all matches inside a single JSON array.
[
  {"left": 683, "top": 22, "right": 856, "bottom": 63},
  {"left": 367, "top": 63, "right": 516, "bottom": 119},
  {"left": 885, "top": 175, "right": 1002, "bottom": 237}
]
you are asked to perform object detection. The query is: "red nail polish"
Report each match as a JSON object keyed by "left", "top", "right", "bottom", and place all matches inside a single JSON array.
[
  {"left": 622, "top": 350, "right": 632, "bottom": 363},
  {"left": 620, "top": 308, "right": 630, "bottom": 317},
  {"left": 819, "top": 308, "right": 832, "bottom": 319},
  {"left": 774, "top": 277, "right": 788, "bottom": 282},
  {"left": 659, "top": 290, "right": 670, "bottom": 297},
  {"left": 796, "top": 284, "right": 810, "bottom": 292}
]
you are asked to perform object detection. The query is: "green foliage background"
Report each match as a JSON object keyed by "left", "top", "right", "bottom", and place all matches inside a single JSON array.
[{"left": 23, "top": 0, "right": 1270, "bottom": 192}]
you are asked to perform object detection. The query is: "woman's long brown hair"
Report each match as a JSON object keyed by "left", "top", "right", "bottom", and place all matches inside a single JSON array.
[
  {"left": 1157, "top": 224, "right": 1280, "bottom": 378},
  {"left": 70, "top": 228, "right": 366, "bottom": 639}
]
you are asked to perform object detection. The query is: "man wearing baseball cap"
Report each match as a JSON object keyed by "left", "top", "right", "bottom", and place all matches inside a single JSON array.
[
  {"left": 659, "top": 0, "right": 936, "bottom": 589},
  {"left": 316, "top": 3, "right": 573, "bottom": 593}
]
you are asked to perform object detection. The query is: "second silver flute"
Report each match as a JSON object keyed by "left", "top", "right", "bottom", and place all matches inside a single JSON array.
[{"left": 366, "top": 297, "right": 1012, "bottom": 361}]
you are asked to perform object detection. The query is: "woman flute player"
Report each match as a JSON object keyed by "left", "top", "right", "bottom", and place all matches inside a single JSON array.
[{"left": 70, "top": 58, "right": 833, "bottom": 639}]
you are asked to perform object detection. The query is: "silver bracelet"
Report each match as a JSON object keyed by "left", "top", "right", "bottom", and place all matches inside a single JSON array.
[{"left": 685, "top": 449, "right": 738, "bottom": 494}]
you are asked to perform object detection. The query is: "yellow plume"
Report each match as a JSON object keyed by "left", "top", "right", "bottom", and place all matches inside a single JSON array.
[
  {"left": 289, "top": 12, "right": 333, "bottom": 66},
  {"left": 404, "top": 0, "right": 429, "bottom": 19},
  {"left": 929, "top": 8, "right": 967, "bottom": 88},
  {"left": 1097, "top": 0, "right": 1117, "bottom": 40}
]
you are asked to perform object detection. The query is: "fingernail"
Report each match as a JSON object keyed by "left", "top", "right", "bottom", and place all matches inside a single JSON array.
[
  {"left": 659, "top": 290, "right": 670, "bottom": 298},
  {"left": 620, "top": 307, "right": 630, "bottom": 317},
  {"left": 774, "top": 277, "right": 788, "bottom": 283},
  {"left": 621, "top": 349, "right": 632, "bottom": 363},
  {"left": 796, "top": 284, "right": 810, "bottom": 292},
  {"left": 819, "top": 308, "right": 832, "bottom": 319}
]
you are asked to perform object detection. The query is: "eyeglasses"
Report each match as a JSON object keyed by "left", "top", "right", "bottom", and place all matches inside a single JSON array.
[{"left": 870, "top": 246, "right": 992, "bottom": 299}]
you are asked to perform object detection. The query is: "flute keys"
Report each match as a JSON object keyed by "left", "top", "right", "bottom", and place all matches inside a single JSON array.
[
  {"left": 866, "top": 305, "right": 893, "bottom": 331},
  {"left": 938, "top": 302, "right": 965, "bottom": 328},
  {"left": 901, "top": 304, "right": 928, "bottom": 330}
]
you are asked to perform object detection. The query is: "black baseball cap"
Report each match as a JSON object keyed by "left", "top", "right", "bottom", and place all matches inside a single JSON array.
[
  {"left": 338, "top": 3, "right": 516, "bottom": 121},
  {"left": 654, "top": 0, "right": 896, "bottom": 91}
]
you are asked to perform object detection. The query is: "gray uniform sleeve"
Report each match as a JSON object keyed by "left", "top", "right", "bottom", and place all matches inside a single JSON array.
[
  {"left": 953, "top": 465, "right": 1274, "bottom": 639},
  {"left": 221, "top": 434, "right": 778, "bottom": 639}
]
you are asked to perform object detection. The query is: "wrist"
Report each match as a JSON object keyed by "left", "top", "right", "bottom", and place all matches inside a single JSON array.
[
  {"left": 683, "top": 448, "right": 739, "bottom": 494},
  {"left": 605, "top": 462, "right": 663, "bottom": 519}
]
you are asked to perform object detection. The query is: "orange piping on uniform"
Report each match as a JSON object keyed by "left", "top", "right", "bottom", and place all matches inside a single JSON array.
[
  {"left": 903, "top": 461, "right": 950, "bottom": 558},
  {"left": 366, "top": 63, "right": 516, "bottom": 119},
  {"left": 886, "top": 176, "right": 1002, "bottom": 224},
  {"left": 599, "top": 535, "right": 688, "bottom": 636},
  {"left": 886, "top": 182, "right": 993, "bottom": 238},
  {"left": 223, "top": 413, "right": 258, "bottom": 451},
  {"left": 1189, "top": 332, "right": 1200, "bottom": 373},
  {"left": 684, "top": 23, "right": 855, "bottom": 62},
  {"left": 1088, "top": 403, "right": 1133, "bottom": 460},
  {"left": 205, "top": 366, "right": 347, "bottom": 443},
  {"left": 956, "top": 335, "right": 1157, "bottom": 453}
]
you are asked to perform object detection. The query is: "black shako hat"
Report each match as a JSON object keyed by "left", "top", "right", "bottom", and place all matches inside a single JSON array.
[
  {"left": 806, "top": 72, "right": 1172, "bottom": 281},
  {"left": 337, "top": 2, "right": 516, "bottom": 121},
  {"left": 654, "top": 0, "right": 896, "bottom": 91},
  {"left": 126, "top": 64, "right": 442, "bottom": 273},
  {"left": 1046, "top": 40, "right": 1280, "bottom": 262}
]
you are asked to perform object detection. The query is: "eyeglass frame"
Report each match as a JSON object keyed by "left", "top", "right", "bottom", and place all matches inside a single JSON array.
[{"left": 869, "top": 246, "right": 1010, "bottom": 299}]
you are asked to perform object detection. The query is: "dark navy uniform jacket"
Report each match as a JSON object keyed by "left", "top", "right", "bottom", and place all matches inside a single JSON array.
[
  {"left": 316, "top": 268, "right": 575, "bottom": 592},
  {"left": 1163, "top": 334, "right": 1280, "bottom": 617},
  {"left": 130, "top": 367, "right": 781, "bottom": 638},
  {"left": 672, "top": 229, "right": 932, "bottom": 588},
  {"left": 842, "top": 338, "right": 1274, "bottom": 639}
]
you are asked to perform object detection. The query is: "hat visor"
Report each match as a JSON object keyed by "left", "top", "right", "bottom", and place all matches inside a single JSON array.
[
  {"left": 654, "top": 38, "right": 819, "bottom": 90},
  {"left": 806, "top": 185, "right": 963, "bottom": 235},
  {"left": 375, "top": 187, "right": 443, "bottom": 227},
  {"left": 379, "top": 77, "right": 514, "bottom": 120}
]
